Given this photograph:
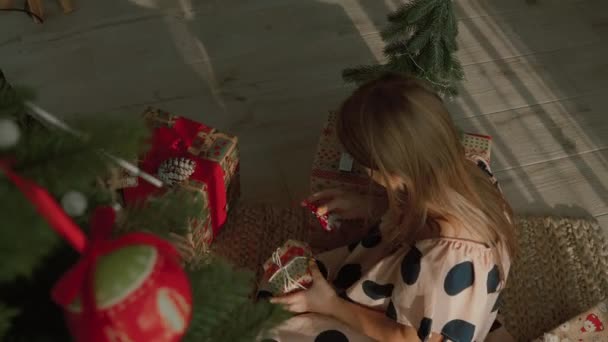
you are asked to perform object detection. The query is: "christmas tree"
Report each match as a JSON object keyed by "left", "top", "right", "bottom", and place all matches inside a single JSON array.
[
  {"left": 0, "top": 69, "right": 288, "bottom": 341},
  {"left": 343, "top": 0, "right": 463, "bottom": 96}
]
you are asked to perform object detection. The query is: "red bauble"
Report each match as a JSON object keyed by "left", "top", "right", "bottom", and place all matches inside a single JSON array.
[
  {"left": 66, "top": 243, "right": 191, "bottom": 342},
  {"left": 52, "top": 208, "right": 193, "bottom": 342}
]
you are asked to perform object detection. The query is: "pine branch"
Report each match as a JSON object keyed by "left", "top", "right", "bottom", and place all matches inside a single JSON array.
[
  {"left": 342, "top": 64, "right": 388, "bottom": 84},
  {"left": 0, "top": 184, "right": 60, "bottom": 282},
  {"left": 183, "top": 259, "right": 290, "bottom": 341},
  {"left": 117, "top": 188, "right": 207, "bottom": 237},
  {"left": 343, "top": 0, "right": 463, "bottom": 97},
  {"left": 404, "top": 0, "right": 440, "bottom": 25},
  {"left": 0, "top": 303, "right": 19, "bottom": 340}
]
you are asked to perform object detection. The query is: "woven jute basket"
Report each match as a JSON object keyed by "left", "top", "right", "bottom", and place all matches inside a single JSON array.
[{"left": 213, "top": 205, "right": 608, "bottom": 341}]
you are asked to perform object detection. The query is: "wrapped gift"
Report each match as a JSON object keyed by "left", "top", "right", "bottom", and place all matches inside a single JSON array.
[
  {"left": 262, "top": 240, "right": 313, "bottom": 295},
  {"left": 302, "top": 199, "right": 341, "bottom": 232},
  {"left": 462, "top": 132, "right": 492, "bottom": 165},
  {"left": 310, "top": 112, "right": 383, "bottom": 195},
  {"left": 123, "top": 108, "right": 240, "bottom": 254},
  {"left": 311, "top": 111, "right": 493, "bottom": 194},
  {"left": 533, "top": 300, "right": 608, "bottom": 341}
]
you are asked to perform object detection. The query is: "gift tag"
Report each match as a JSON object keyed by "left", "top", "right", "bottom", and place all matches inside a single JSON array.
[
  {"left": 339, "top": 152, "right": 354, "bottom": 172},
  {"left": 302, "top": 200, "right": 341, "bottom": 232}
]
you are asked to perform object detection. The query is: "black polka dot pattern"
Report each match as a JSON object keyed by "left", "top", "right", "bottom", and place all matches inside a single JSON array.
[
  {"left": 361, "top": 280, "right": 394, "bottom": 300},
  {"left": 491, "top": 294, "right": 501, "bottom": 313},
  {"left": 417, "top": 317, "right": 433, "bottom": 340},
  {"left": 338, "top": 291, "right": 354, "bottom": 303},
  {"left": 401, "top": 246, "right": 422, "bottom": 285},
  {"left": 361, "top": 223, "right": 382, "bottom": 248},
  {"left": 333, "top": 264, "right": 362, "bottom": 289},
  {"left": 487, "top": 264, "right": 500, "bottom": 293},
  {"left": 444, "top": 261, "right": 475, "bottom": 296},
  {"left": 385, "top": 300, "right": 397, "bottom": 321},
  {"left": 316, "top": 259, "right": 328, "bottom": 279},
  {"left": 347, "top": 240, "right": 359, "bottom": 252},
  {"left": 441, "top": 319, "right": 476, "bottom": 342},
  {"left": 314, "top": 329, "right": 349, "bottom": 342},
  {"left": 256, "top": 290, "right": 272, "bottom": 301},
  {"left": 489, "top": 319, "right": 502, "bottom": 333}
]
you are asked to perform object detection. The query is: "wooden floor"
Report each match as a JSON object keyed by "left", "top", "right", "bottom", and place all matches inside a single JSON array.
[{"left": 1, "top": 0, "right": 607, "bottom": 231}]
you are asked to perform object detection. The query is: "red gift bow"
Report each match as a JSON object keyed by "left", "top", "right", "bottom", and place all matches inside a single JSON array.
[
  {"left": 0, "top": 160, "right": 182, "bottom": 342},
  {"left": 124, "top": 116, "right": 228, "bottom": 233}
]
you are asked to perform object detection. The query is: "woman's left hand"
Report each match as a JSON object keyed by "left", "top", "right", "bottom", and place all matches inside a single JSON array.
[{"left": 270, "top": 260, "right": 338, "bottom": 316}]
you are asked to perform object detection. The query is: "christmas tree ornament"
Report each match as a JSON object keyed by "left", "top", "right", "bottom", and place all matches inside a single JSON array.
[
  {"left": 61, "top": 191, "right": 88, "bottom": 217},
  {"left": 52, "top": 207, "right": 193, "bottom": 342},
  {"left": 0, "top": 118, "right": 20, "bottom": 149},
  {"left": 0, "top": 162, "right": 193, "bottom": 342},
  {"left": 157, "top": 157, "right": 196, "bottom": 186}
]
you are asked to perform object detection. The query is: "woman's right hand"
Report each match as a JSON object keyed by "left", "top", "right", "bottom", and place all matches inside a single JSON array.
[{"left": 302, "top": 188, "right": 372, "bottom": 220}]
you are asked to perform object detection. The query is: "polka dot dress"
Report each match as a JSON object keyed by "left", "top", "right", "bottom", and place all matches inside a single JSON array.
[{"left": 259, "top": 210, "right": 511, "bottom": 342}]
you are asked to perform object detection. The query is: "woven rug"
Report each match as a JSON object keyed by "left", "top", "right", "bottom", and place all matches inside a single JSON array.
[{"left": 212, "top": 206, "right": 608, "bottom": 341}]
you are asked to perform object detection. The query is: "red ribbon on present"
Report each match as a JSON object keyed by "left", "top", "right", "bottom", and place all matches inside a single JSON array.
[
  {"left": 0, "top": 160, "right": 182, "bottom": 342},
  {"left": 123, "top": 117, "right": 228, "bottom": 234}
]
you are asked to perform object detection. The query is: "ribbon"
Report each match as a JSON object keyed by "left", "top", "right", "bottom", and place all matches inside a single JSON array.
[
  {"left": 123, "top": 115, "right": 230, "bottom": 233},
  {"left": 0, "top": 160, "right": 181, "bottom": 341},
  {"left": 0, "top": 160, "right": 86, "bottom": 253},
  {"left": 270, "top": 249, "right": 307, "bottom": 293}
]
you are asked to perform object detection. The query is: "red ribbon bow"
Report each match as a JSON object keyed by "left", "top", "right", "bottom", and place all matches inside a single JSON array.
[
  {"left": 125, "top": 116, "right": 228, "bottom": 233},
  {"left": 0, "top": 160, "right": 181, "bottom": 341}
]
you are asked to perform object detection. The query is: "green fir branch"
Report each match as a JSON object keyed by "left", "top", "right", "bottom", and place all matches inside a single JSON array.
[
  {"left": 118, "top": 188, "right": 207, "bottom": 237},
  {"left": 183, "top": 259, "right": 290, "bottom": 342},
  {"left": 342, "top": 64, "right": 388, "bottom": 84},
  {"left": 344, "top": 0, "right": 462, "bottom": 97},
  {"left": 0, "top": 184, "right": 60, "bottom": 283},
  {"left": 0, "top": 303, "right": 19, "bottom": 340}
]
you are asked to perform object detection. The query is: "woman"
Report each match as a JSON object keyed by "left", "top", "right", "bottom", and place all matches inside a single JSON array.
[{"left": 264, "top": 74, "right": 516, "bottom": 341}]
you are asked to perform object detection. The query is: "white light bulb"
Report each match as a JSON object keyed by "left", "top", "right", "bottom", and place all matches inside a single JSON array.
[
  {"left": 61, "top": 191, "right": 88, "bottom": 217},
  {"left": 0, "top": 119, "right": 20, "bottom": 149}
]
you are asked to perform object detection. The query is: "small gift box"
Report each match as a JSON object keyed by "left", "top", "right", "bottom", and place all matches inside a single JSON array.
[
  {"left": 534, "top": 300, "right": 608, "bottom": 342},
  {"left": 311, "top": 112, "right": 494, "bottom": 195},
  {"left": 302, "top": 200, "right": 341, "bottom": 232},
  {"left": 310, "top": 112, "right": 383, "bottom": 195},
  {"left": 122, "top": 108, "right": 240, "bottom": 259},
  {"left": 262, "top": 240, "right": 314, "bottom": 296},
  {"left": 461, "top": 132, "right": 492, "bottom": 165}
]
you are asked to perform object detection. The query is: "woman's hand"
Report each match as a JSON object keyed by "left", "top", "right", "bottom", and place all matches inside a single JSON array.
[
  {"left": 303, "top": 188, "right": 373, "bottom": 220},
  {"left": 270, "top": 260, "right": 338, "bottom": 316}
]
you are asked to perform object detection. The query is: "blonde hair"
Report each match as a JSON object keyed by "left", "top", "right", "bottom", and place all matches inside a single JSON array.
[{"left": 336, "top": 73, "right": 516, "bottom": 273}]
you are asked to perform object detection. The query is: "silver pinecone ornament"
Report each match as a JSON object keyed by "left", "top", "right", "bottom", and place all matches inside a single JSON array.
[{"left": 157, "top": 157, "right": 196, "bottom": 186}]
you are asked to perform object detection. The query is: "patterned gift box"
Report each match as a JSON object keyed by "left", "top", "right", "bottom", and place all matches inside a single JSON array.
[
  {"left": 311, "top": 111, "right": 493, "bottom": 195},
  {"left": 123, "top": 108, "right": 240, "bottom": 259},
  {"left": 310, "top": 111, "right": 383, "bottom": 195},
  {"left": 167, "top": 179, "right": 213, "bottom": 264},
  {"left": 461, "top": 132, "right": 492, "bottom": 165},
  {"left": 533, "top": 300, "right": 608, "bottom": 342},
  {"left": 262, "top": 240, "right": 313, "bottom": 296}
]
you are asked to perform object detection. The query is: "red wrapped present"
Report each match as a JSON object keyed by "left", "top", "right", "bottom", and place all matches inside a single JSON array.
[
  {"left": 123, "top": 108, "right": 240, "bottom": 254},
  {"left": 262, "top": 240, "right": 313, "bottom": 296},
  {"left": 302, "top": 199, "right": 341, "bottom": 232}
]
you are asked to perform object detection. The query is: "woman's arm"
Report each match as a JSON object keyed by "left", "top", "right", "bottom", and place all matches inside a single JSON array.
[
  {"left": 272, "top": 261, "right": 443, "bottom": 342},
  {"left": 328, "top": 296, "right": 421, "bottom": 342}
]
